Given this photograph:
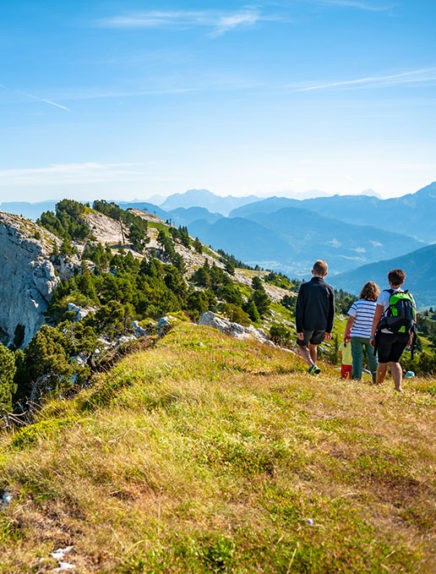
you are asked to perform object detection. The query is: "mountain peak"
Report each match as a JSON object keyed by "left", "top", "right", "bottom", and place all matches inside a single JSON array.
[{"left": 160, "top": 189, "right": 260, "bottom": 216}]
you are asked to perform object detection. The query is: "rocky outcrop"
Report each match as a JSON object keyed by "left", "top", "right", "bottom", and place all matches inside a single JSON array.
[
  {"left": 198, "top": 311, "right": 273, "bottom": 345},
  {"left": 0, "top": 212, "right": 61, "bottom": 347},
  {"left": 85, "top": 211, "right": 128, "bottom": 246}
]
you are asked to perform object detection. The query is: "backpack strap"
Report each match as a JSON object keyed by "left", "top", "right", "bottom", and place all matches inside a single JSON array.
[{"left": 377, "top": 289, "right": 395, "bottom": 332}]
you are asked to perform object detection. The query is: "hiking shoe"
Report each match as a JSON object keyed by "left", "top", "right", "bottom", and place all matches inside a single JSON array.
[{"left": 308, "top": 364, "right": 321, "bottom": 375}]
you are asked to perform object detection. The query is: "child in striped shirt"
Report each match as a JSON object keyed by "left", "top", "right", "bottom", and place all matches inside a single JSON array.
[{"left": 344, "top": 281, "right": 380, "bottom": 382}]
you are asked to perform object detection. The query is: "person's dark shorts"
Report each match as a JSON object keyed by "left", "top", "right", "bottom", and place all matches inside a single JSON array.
[
  {"left": 377, "top": 332, "right": 409, "bottom": 363},
  {"left": 297, "top": 329, "right": 325, "bottom": 347}
]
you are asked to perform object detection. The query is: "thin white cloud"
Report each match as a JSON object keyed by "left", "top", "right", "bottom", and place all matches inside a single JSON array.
[
  {"left": 0, "top": 162, "right": 155, "bottom": 187},
  {"left": 313, "top": 0, "right": 394, "bottom": 11},
  {"left": 291, "top": 67, "right": 436, "bottom": 91},
  {"left": 259, "top": 0, "right": 393, "bottom": 11},
  {"left": 98, "top": 9, "right": 268, "bottom": 35},
  {"left": 99, "top": 11, "right": 208, "bottom": 29},
  {"left": 214, "top": 12, "right": 267, "bottom": 35},
  {"left": 38, "top": 74, "right": 265, "bottom": 103}
]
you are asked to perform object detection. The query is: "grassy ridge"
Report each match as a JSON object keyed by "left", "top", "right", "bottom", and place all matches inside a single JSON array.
[{"left": 0, "top": 323, "right": 435, "bottom": 573}]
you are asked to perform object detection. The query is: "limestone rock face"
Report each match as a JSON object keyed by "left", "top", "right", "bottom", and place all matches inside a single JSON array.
[
  {"left": 0, "top": 212, "right": 61, "bottom": 347},
  {"left": 85, "top": 211, "right": 128, "bottom": 246}
]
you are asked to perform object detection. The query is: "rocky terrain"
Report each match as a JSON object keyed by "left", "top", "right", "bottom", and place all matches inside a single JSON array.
[{"left": 0, "top": 212, "right": 63, "bottom": 347}]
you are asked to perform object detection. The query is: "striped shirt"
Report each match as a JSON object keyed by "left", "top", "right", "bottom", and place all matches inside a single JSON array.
[{"left": 348, "top": 299, "right": 377, "bottom": 338}]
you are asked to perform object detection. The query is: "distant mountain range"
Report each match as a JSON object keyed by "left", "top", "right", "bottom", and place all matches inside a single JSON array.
[
  {"left": 186, "top": 209, "right": 423, "bottom": 276},
  {"left": 159, "top": 188, "right": 259, "bottom": 216},
  {"left": 230, "top": 182, "right": 436, "bottom": 243},
  {"left": 1, "top": 183, "right": 435, "bottom": 306}
]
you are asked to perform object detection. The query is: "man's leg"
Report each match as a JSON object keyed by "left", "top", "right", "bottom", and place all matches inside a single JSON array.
[
  {"left": 297, "top": 344, "right": 313, "bottom": 367},
  {"left": 390, "top": 362, "right": 403, "bottom": 391},
  {"left": 308, "top": 343, "right": 318, "bottom": 365},
  {"left": 376, "top": 363, "right": 388, "bottom": 385},
  {"left": 375, "top": 333, "right": 390, "bottom": 385},
  {"left": 387, "top": 335, "right": 409, "bottom": 391}
]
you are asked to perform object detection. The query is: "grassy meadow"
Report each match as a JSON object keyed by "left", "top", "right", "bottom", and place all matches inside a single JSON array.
[{"left": 0, "top": 323, "right": 435, "bottom": 573}]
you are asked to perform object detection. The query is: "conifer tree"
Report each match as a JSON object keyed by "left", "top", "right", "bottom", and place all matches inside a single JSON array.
[{"left": 0, "top": 344, "right": 17, "bottom": 414}]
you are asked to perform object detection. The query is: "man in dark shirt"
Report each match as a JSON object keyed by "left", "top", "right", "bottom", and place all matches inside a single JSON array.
[{"left": 295, "top": 260, "right": 335, "bottom": 374}]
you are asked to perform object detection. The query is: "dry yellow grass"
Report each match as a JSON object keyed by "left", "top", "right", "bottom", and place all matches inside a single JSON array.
[{"left": 0, "top": 323, "right": 434, "bottom": 572}]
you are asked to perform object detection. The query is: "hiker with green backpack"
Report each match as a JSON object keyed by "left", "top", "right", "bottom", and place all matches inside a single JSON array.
[{"left": 370, "top": 269, "right": 417, "bottom": 392}]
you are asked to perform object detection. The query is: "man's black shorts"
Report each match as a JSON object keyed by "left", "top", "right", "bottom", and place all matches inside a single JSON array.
[
  {"left": 297, "top": 330, "right": 325, "bottom": 347},
  {"left": 377, "top": 332, "right": 409, "bottom": 363}
]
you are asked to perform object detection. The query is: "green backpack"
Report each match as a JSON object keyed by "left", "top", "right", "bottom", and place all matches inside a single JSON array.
[{"left": 378, "top": 289, "right": 416, "bottom": 334}]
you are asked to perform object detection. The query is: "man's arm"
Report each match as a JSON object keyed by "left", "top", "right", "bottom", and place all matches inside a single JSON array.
[
  {"left": 326, "top": 286, "right": 335, "bottom": 335},
  {"left": 295, "top": 285, "right": 305, "bottom": 334}
]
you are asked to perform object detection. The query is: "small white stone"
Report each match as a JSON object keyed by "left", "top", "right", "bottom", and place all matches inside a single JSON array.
[{"left": 54, "top": 563, "right": 75, "bottom": 572}]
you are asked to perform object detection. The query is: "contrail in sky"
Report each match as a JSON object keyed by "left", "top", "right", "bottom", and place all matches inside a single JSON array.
[
  {"left": 0, "top": 83, "right": 71, "bottom": 111},
  {"left": 39, "top": 97, "right": 71, "bottom": 111}
]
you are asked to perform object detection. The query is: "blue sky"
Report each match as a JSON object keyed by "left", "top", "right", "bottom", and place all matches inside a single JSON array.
[{"left": 1, "top": 0, "right": 435, "bottom": 202}]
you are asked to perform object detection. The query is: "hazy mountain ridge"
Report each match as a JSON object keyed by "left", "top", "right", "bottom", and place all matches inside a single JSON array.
[
  {"left": 160, "top": 188, "right": 260, "bottom": 216},
  {"left": 164, "top": 206, "right": 223, "bottom": 227},
  {"left": 230, "top": 182, "right": 436, "bottom": 243},
  {"left": 300, "top": 184, "right": 436, "bottom": 243},
  {"left": 186, "top": 213, "right": 425, "bottom": 278},
  {"left": 235, "top": 205, "right": 423, "bottom": 270}
]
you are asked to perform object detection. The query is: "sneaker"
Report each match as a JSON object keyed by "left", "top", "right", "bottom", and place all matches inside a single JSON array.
[{"left": 308, "top": 364, "right": 321, "bottom": 375}]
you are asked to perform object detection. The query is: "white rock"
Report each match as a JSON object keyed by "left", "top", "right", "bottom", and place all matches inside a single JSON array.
[
  {"left": 131, "top": 320, "right": 148, "bottom": 336},
  {"left": 51, "top": 546, "right": 74, "bottom": 561},
  {"left": 0, "top": 212, "right": 61, "bottom": 347},
  {"left": 54, "top": 563, "right": 75, "bottom": 572},
  {"left": 199, "top": 312, "right": 273, "bottom": 345}
]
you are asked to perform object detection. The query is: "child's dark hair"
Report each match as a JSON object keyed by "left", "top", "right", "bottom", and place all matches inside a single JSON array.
[{"left": 388, "top": 269, "right": 406, "bottom": 287}]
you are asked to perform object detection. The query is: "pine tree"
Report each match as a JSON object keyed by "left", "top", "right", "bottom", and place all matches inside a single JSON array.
[{"left": 0, "top": 344, "right": 17, "bottom": 414}]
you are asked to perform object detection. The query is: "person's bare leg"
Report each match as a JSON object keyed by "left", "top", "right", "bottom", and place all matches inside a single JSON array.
[
  {"left": 376, "top": 363, "right": 388, "bottom": 385},
  {"left": 297, "top": 345, "right": 313, "bottom": 367},
  {"left": 390, "top": 362, "right": 403, "bottom": 391},
  {"left": 309, "top": 343, "right": 318, "bottom": 365}
]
